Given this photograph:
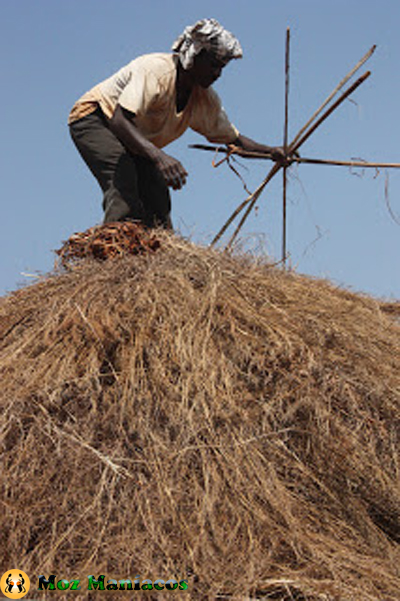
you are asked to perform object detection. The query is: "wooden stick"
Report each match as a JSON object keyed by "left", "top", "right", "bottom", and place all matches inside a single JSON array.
[
  {"left": 225, "top": 164, "right": 281, "bottom": 250},
  {"left": 282, "top": 27, "right": 290, "bottom": 265},
  {"left": 293, "top": 157, "right": 400, "bottom": 169},
  {"left": 289, "top": 71, "right": 371, "bottom": 154},
  {"left": 190, "top": 143, "right": 273, "bottom": 160},
  {"left": 210, "top": 170, "right": 275, "bottom": 246},
  {"left": 290, "top": 45, "right": 376, "bottom": 148},
  {"left": 191, "top": 146, "right": 400, "bottom": 170}
]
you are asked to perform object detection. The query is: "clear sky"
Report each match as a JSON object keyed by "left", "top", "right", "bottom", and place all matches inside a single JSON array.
[{"left": 1, "top": 0, "right": 399, "bottom": 299}]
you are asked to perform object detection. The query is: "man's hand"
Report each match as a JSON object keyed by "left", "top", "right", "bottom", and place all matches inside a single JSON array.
[
  {"left": 268, "top": 146, "right": 300, "bottom": 164},
  {"left": 269, "top": 146, "right": 286, "bottom": 163},
  {"left": 110, "top": 105, "right": 188, "bottom": 189},
  {"left": 231, "top": 134, "right": 301, "bottom": 165},
  {"left": 154, "top": 151, "right": 188, "bottom": 190}
]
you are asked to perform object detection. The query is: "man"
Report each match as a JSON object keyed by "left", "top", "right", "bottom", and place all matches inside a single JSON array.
[{"left": 69, "top": 18, "right": 286, "bottom": 229}]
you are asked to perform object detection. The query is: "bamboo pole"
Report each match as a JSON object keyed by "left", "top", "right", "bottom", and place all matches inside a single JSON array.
[{"left": 282, "top": 27, "right": 290, "bottom": 265}]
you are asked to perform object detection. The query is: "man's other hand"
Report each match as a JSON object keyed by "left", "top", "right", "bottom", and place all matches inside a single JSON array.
[{"left": 154, "top": 152, "right": 188, "bottom": 190}]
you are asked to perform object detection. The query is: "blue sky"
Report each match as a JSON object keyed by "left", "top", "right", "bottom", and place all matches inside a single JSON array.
[{"left": 1, "top": 0, "right": 399, "bottom": 299}]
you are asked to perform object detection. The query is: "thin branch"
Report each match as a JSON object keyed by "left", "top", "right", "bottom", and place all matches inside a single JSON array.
[
  {"left": 284, "top": 28, "right": 290, "bottom": 151},
  {"left": 226, "top": 156, "right": 252, "bottom": 195},
  {"left": 191, "top": 145, "right": 400, "bottom": 169},
  {"left": 289, "top": 71, "right": 371, "bottom": 154},
  {"left": 210, "top": 168, "right": 277, "bottom": 246},
  {"left": 190, "top": 143, "right": 274, "bottom": 161},
  {"left": 225, "top": 163, "right": 281, "bottom": 250},
  {"left": 293, "top": 157, "right": 400, "bottom": 169},
  {"left": 282, "top": 27, "right": 290, "bottom": 265},
  {"left": 290, "top": 45, "right": 376, "bottom": 148},
  {"left": 384, "top": 172, "right": 400, "bottom": 225}
]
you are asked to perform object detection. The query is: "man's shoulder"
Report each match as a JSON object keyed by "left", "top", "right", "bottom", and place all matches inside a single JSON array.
[{"left": 126, "top": 53, "right": 176, "bottom": 74}]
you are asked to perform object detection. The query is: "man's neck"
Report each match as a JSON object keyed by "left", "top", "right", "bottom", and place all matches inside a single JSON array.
[{"left": 175, "top": 61, "right": 195, "bottom": 112}]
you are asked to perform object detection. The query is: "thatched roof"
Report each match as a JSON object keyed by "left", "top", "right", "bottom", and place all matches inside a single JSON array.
[{"left": 1, "top": 229, "right": 399, "bottom": 600}]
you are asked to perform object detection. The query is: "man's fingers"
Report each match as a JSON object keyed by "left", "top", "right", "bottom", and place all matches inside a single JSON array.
[
  {"left": 155, "top": 153, "right": 188, "bottom": 189},
  {"left": 168, "top": 174, "right": 185, "bottom": 190},
  {"left": 168, "top": 167, "right": 188, "bottom": 189},
  {"left": 168, "top": 172, "right": 183, "bottom": 189}
]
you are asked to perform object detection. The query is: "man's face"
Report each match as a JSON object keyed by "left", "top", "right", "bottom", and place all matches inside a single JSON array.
[{"left": 191, "top": 50, "right": 226, "bottom": 88}]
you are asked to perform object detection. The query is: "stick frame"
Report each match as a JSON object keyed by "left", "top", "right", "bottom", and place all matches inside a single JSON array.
[{"left": 203, "top": 39, "right": 377, "bottom": 249}]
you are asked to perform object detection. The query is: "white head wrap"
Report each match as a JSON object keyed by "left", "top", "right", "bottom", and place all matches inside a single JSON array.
[{"left": 172, "top": 18, "right": 243, "bottom": 70}]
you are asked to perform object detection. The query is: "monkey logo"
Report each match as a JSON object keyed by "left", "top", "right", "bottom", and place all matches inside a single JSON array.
[{"left": 0, "top": 570, "right": 30, "bottom": 599}]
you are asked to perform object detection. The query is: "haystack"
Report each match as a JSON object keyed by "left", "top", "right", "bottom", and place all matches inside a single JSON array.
[{"left": 0, "top": 228, "right": 399, "bottom": 600}]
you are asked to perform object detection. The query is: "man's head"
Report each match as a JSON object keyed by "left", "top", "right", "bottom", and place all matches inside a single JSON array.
[
  {"left": 188, "top": 49, "right": 227, "bottom": 87},
  {"left": 172, "top": 18, "right": 242, "bottom": 87}
]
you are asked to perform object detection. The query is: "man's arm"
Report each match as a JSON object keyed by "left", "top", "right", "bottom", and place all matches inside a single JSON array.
[
  {"left": 109, "top": 105, "right": 188, "bottom": 190},
  {"left": 232, "top": 133, "right": 286, "bottom": 162}
]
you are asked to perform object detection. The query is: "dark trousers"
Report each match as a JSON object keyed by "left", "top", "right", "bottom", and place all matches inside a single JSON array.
[{"left": 69, "top": 108, "right": 172, "bottom": 228}]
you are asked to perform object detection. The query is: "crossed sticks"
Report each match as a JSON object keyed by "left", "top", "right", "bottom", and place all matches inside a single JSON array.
[{"left": 191, "top": 33, "right": 400, "bottom": 260}]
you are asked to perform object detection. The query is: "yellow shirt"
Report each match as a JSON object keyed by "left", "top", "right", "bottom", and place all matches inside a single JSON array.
[{"left": 68, "top": 53, "right": 239, "bottom": 148}]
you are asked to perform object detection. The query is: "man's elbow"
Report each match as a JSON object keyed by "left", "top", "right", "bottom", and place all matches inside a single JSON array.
[{"left": 110, "top": 105, "right": 136, "bottom": 135}]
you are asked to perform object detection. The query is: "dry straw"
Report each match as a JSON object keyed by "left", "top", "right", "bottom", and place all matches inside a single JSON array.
[{"left": 0, "top": 231, "right": 399, "bottom": 600}]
